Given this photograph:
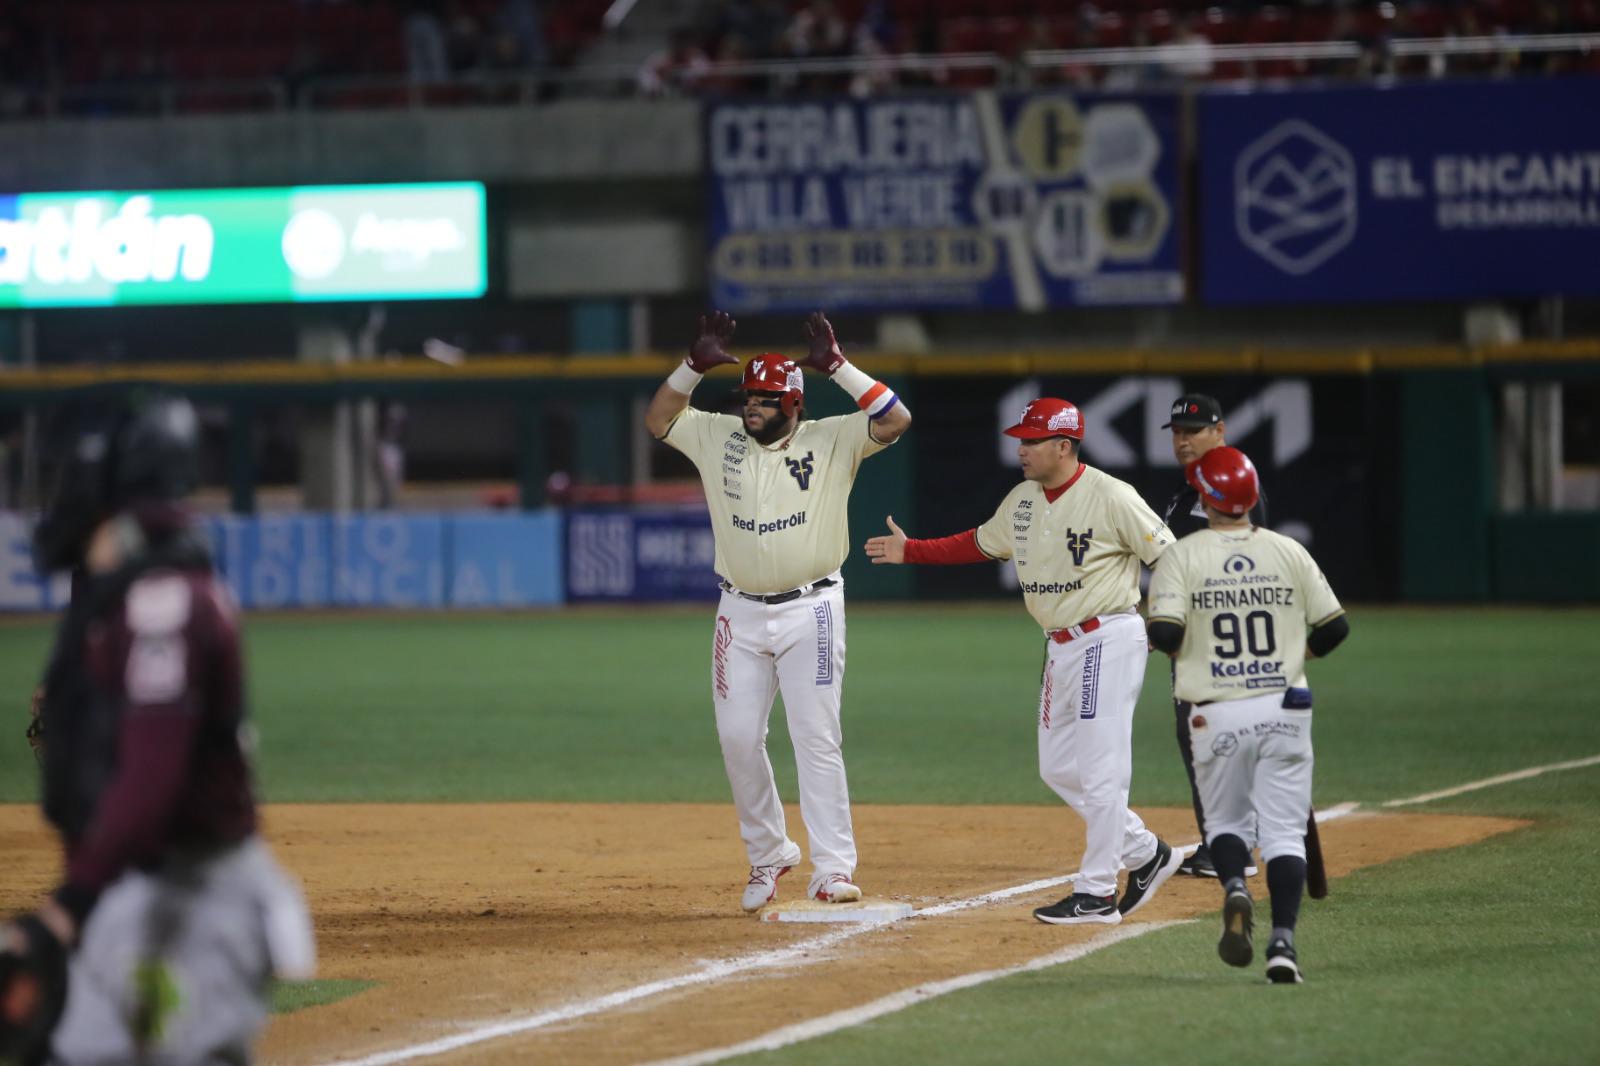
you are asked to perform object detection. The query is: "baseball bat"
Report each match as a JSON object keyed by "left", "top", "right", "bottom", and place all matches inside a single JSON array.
[{"left": 1305, "top": 809, "right": 1328, "bottom": 899}]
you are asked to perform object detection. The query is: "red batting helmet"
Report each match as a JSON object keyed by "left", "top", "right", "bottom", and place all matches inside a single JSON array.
[
  {"left": 1003, "top": 398, "right": 1084, "bottom": 441},
  {"left": 742, "top": 353, "right": 804, "bottom": 418},
  {"left": 1189, "top": 446, "right": 1259, "bottom": 515}
]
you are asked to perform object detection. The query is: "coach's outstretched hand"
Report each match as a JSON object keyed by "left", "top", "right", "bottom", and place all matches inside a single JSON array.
[
  {"left": 687, "top": 311, "right": 739, "bottom": 373},
  {"left": 864, "top": 516, "right": 907, "bottom": 564},
  {"left": 802, "top": 311, "right": 846, "bottom": 376}
]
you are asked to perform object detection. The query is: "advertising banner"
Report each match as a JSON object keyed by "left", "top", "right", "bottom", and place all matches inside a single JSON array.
[
  {"left": 0, "top": 182, "right": 487, "bottom": 307},
  {"left": 0, "top": 509, "right": 561, "bottom": 612},
  {"left": 1200, "top": 79, "right": 1600, "bottom": 303},
  {"left": 0, "top": 513, "right": 70, "bottom": 611},
  {"left": 195, "top": 512, "right": 561, "bottom": 610},
  {"left": 566, "top": 508, "right": 719, "bottom": 603},
  {"left": 707, "top": 92, "right": 1184, "bottom": 311}
]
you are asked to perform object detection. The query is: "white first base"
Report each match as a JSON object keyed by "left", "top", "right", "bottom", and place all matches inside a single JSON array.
[{"left": 759, "top": 899, "right": 915, "bottom": 923}]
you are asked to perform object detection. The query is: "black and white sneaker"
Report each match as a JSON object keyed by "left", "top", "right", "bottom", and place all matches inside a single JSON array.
[
  {"left": 1217, "top": 885, "right": 1254, "bottom": 967},
  {"left": 1265, "top": 938, "right": 1304, "bottom": 984},
  {"left": 1119, "top": 839, "right": 1185, "bottom": 917},
  {"left": 1034, "top": 892, "right": 1121, "bottom": 925}
]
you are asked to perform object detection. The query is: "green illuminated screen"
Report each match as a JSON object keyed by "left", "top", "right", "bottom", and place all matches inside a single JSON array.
[{"left": 0, "top": 182, "right": 487, "bottom": 307}]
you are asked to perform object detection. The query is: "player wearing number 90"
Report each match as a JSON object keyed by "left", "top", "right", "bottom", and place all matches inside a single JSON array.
[{"left": 1146, "top": 446, "right": 1349, "bottom": 984}]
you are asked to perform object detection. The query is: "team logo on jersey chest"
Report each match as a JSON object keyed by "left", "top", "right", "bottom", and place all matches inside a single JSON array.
[
  {"left": 784, "top": 451, "right": 816, "bottom": 490},
  {"left": 1063, "top": 528, "right": 1093, "bottom": 567}
]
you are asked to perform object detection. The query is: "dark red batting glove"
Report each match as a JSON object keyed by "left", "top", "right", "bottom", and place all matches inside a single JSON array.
[
  {"left": 686, "top": 311, "right": 739, "bottom": 373},
  {"left": 802, "top": 311, "right": 846, "bottom": 375}
]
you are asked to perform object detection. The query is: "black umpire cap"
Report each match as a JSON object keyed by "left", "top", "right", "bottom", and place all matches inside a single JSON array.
[{"left": 1162, "top": 393, "right": 1223, "bottom": 429}]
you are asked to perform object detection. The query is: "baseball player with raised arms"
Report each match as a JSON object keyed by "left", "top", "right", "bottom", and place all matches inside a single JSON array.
[
  {"left": 0, "top": 395, "right": 314, "bottom": 1065},
  {"left": 865, "top": 398, "right": 1185, "bottom": 924},
  {"left": 1147, "top": 446, "right": 1349, "bottom": 982},
  {"left": 644, "top": 310, "right": 911, "bottom": 912}
]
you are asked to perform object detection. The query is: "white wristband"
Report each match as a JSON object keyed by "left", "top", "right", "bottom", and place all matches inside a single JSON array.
[
  {"left": 830, "top": 361, "right": 874, "bottom": 400},
  {"left": 829, "top": 360, "right": 898, "bottom": 418},
  {"left": 666, "top": 361, "right": 703, "bottom": 395}
]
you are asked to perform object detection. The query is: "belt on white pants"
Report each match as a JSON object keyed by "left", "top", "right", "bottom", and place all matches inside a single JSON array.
[
  {"left": 1046, "top": 606, "right": 1138, "bottom": 645},
  {"left": 719, "top": 576, "right": 837, "bottom": 606}
]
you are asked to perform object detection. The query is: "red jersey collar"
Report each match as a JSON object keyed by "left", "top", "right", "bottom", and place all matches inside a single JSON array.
[{"left": 1042, "top": 462, "right": 1086, "bottom": 503}]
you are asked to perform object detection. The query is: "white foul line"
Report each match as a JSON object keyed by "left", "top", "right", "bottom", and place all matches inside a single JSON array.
[
  {"left": 640, "top": 921, "right": 1189, "bottom": 1066},
  {"left": 310, "top": 755, "right": 1597, "bottom": 1066},
  {"left": 313, "top": 925, "right": 872, "bottom": 1066},
  {"left": 1380, "top": 753, "right": 1600, "bottom": 808},
  {"left": 626, "top": 789, "right": 1528, "bottom": 1066}
]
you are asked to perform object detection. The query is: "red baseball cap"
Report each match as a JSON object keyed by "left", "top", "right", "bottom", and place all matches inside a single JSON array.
[{"left": 1003, "top": 398, "right": 1084, "bottom": 441}]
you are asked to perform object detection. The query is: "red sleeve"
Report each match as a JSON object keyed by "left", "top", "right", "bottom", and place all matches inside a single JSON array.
[{"left": 904, "top": 529, "right": 991, "bottom": 565}]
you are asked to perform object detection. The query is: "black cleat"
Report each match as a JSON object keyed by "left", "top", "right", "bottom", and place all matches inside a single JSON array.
[
  {"left": 1181, "top": 845, "right": 1258, "bottom": 878},
  {"left": 1034, "top": 892, "right": 1121, "bottom": 925},
  {"left": 1265, "top": 938, "right": 1304, "bottom": 984},
  {"left": 1119, "top": 839, "right": 1185, "bottom": 916},
  {"left": 1217, "top": 885, "right": 1254, "bottom": 967},
  {"left": 1179, "top": 844, "right": 1216, "bottom": 877}
]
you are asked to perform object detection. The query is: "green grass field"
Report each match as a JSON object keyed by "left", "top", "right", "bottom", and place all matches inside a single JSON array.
[{"left": 3, "top": 605, "right": 1598, "bottom": 1064}]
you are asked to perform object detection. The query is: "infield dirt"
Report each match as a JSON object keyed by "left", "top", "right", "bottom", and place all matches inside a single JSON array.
[{"left": 0, "top": 803, "right": 1523, "bottom": 1065}]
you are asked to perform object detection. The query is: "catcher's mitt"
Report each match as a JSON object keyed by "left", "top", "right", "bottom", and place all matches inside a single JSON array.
[{"left": 0, "top": 915, "right": 69, "bottom": 1066}]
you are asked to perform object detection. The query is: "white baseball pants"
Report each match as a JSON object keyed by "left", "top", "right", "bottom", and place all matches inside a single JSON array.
[
  {"left": 711, "top": 579, "right": 854, "bottom": 894},
  {"left": 1037, "top": 612, "right": 1161, "bottom": 897},
  {"left": 1189, "top": 692, "right": 1313, "bottom": 862}
]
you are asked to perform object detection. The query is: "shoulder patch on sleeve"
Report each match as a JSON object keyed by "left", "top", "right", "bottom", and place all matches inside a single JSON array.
[{"left": 127, "top": 574, "right": 193, "bottom": 636}]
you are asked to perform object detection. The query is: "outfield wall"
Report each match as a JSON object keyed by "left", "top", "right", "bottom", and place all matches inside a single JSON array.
[
  {"left": 0, "top": 511, "right": 564, "bottom": 612},
  {"left": 2, "top": 346, "right": 1597, "bottom": 609}
]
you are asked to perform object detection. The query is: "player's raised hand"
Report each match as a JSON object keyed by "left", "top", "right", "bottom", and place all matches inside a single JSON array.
[
  {"left": 687, "top": 311, "right": 739, "bottom": 373},
  {"left": 802, "top": 311, "right": 846, "bottom": 375},
  {"left": 864, "top": 515, "right": 907, "bottom": 564}
]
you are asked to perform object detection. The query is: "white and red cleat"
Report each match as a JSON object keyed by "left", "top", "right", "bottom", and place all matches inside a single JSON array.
[
  {"left": 742, "top": 864, "right": 792, "bottom": 912},
  {"left": 812, "top": 874, "right": 863, "bottom": 903}
]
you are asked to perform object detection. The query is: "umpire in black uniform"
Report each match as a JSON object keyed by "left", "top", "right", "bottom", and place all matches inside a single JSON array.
[{"left": 1159, "top": 393, "right": 1268, "bottom": 878}]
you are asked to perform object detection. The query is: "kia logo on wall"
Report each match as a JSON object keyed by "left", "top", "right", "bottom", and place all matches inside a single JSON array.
[{"left": 1235, "top": 120, "right": 1357, "bottom": 275}]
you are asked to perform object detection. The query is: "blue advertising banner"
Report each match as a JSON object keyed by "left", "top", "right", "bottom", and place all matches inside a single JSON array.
[
  {"left": 451, "top": 513, "right": 564, "bottom": 608},
  {"left": 0, "top": 514, "right": 70, "bottom": 611},
  {"left": 706, "top": 93, "right": 1184, "bottom": 311},
  {"left": 332, "top": 514, "right": 446, "bottom": 608},
  {"left": 0, "top": 509, "right": 561, "bottom": 612},
  {"left": 197, "top": 512, "right": 562, "bottom": 610},
  {"left": 1200, "top": 79, "right": 1600, "bottom": 304},
  {"left": 566, "top": 508, "right": 719, "bottom": 603},
  {"left": 206, "top": 514, "right": 334, "bottom": 609}
]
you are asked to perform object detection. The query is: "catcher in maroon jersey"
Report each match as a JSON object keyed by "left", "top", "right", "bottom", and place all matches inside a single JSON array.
[{"left": 1, "top": 395, "right": 313, "bottom": 1066}]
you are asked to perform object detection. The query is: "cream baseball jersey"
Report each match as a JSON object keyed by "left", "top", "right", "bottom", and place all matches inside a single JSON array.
[
  {"left": 661, "top": 407, "right": 890, "bottom": 593},
  {"left": 975, "top": 465, "right": 1175, "bottom": 630},
  {"left": 1148, "top": 526, "right": 1344, "bottom": 705}
]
